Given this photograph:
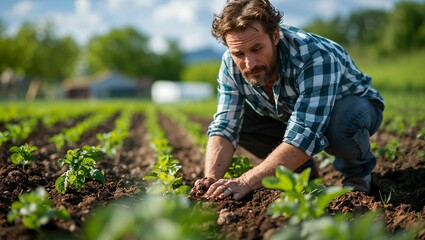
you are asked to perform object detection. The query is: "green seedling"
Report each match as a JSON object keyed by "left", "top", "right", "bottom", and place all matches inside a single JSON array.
[
  {"left": 9, "top": 144, "right": 38, "bottom": 169},
  {"left": 269, "top": 210, "right": 419, "bottom": 240},
  {"left": 0, "top": 131, "right": 9, "bottom": 146},
  {"left": 417, "top": 127, "right": 425, "bottom": 139},
  {"left": 97, "top": 131, "right": 128, "bottom": 157},
  {"left": 262, "top": 166, "right": 351, "bottom": 224},
  {"left": 315, "top": 151, "right": 334, "bottom": 169},
  {"left": 55, "top": 145, "right": 106, "bottom": 194},
  {"left": 7, "top": 186, "right": 70, "bottom": 230},
  {"left": 376, "top": 139, "right": 402, "bottom": 162},
  {"left": 378, "top": 187, "right": 394, "bottom": 208},
  {"left": 5, "top": 119, "right": 37, "bottom": 144},
  {"left": 49, "top": 133, "right": 66, "bottom": 151},
  {"left": 84, "top": 194, "right": 217, "bottom": 240},
  {"left": 224, "top": 156, "right": 254, "bottom": 178},
  {"left": 144, "top": 155, "right": 191, "bottom": 196}
]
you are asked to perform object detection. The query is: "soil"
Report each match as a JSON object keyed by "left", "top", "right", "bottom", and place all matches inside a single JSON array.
[{"left": 0, "top": 112, "right": 424, "bottom": 239}]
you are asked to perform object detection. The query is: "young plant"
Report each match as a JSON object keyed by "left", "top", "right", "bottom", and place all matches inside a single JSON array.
[
  {"left": 84, "top": 194, "right": 217, "bottom": 240},
  {"left": 224, "top": 156, "right": 254, "bottom": 178},
  {"left": 375, "top": 139, "right": 402, "bottom": 162},
  {"left": 49, "top": 133, "right": 66, "bottom": 151},
  {"left": 0, "top": 131, "right": 9, "bottom": 146},
  {"left": 9, "top": 144, "right": 38, "bottom": 170},
  {"left": 5, "top": 119, "right": 37, "bottom": 144},
  {"left": 378, "top": 186, "right": 395, "bottom": 208},
  {"left": 55, "top": 145, "right": 106, "bottom": 194},
  {"left": 315, "top": 151, "right": 334, "bottom": 169},
  {"left": 269, "top": 211, "right": 419, "bottom": 240},
  {"left": 417, "top": 127, "right": 425, "bottom": 139},
  {"left": 262, "top": 166, "right": 351, "bottom": 224},
  {"left": 7, "top": 186, "right": 70, "bottom": 230},
  {"left": 143, "top": 155, "right": 191, "bottom": 196},
  {"left": 97, "top": 131, "right": 127, "bottom": 157}
]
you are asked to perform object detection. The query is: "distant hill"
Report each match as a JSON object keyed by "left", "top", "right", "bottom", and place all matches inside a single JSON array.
[{"left": 184, "top": 47, "right": 224, "bottom": 64}]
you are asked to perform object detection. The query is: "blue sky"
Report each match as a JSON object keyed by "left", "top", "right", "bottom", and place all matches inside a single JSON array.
[{"left": 0, "top": 0, "right": 404, "bottom": 53}]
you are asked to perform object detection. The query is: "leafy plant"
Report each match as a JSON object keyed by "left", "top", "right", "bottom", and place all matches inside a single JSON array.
[
  {"left": 378, "top": 186, "right": 394, "bottom": 208},
  {"left": 269, "top": 211, "right": 419, "bottom": 240},
  {"left": 84, "top": 194, "right": 217, "bottom": 240},
  {"left": 417, "top": 127, "right": 425, "bottom": 139},
  {"left": 224, "top": 156, "right": 254, "bottom": 178},
  {"left": 5, "top": 119, "right": 37, "bottom": 144},
  {"left": 262, "top": 166, "right": 351, "bottom": 224},
  {"left": 315, "top": 151, "right": 334, "bottom": 169},
  {"left": 97, "top": 109, "right": 132, "bottom": 157},
  {"left": 375, "top": 139, "right": 402, "bottom": 162},
  {"left": 97, "top": 131, "right": 127, "bottom": 157},
  {"left": 143, "top": 155, "right": 191, "bottom": 196},
  {"left": 0, "top": 131, "right": 9, "bottom": 146},
  {"left": 7, "top": 186, "right": 70, "bottom": 230},
  {"left": 55, "top": 145, "right": 106, "bottom": 194},
  {"left": 49, "top": 133, "right": 66, "bottom": 151},
  {"left": 9, "top": 144, "right": 38, "bottom": 169}
]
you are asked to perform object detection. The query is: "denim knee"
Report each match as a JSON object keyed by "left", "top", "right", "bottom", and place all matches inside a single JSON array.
[{"left": 324, "top": 96, "right": 383, "bottom": 160}]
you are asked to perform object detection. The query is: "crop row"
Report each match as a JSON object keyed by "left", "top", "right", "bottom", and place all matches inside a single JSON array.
[{"left": 0, "top": 100, "right": 423, "bottom": 239}]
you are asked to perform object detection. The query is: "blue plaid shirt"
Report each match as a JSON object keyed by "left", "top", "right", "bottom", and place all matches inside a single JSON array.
[{"left": 207, "top": 25, "right": 385, "bottom": 156}]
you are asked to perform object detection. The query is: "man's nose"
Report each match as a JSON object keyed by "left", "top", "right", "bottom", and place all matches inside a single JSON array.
[{"left": 245, "top": 54, "right": 257, "bottom": 69}]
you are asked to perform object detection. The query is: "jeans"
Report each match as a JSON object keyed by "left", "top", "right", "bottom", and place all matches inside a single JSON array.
[{"left": 238, "top": 95, "right": 383, "bottom": 177}]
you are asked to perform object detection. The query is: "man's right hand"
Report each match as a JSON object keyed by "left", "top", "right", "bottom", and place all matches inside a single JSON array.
[{"left": 190, "top": 177, "right": 218, "bottom": 198}]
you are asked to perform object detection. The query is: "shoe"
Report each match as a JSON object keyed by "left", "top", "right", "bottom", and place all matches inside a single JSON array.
[{"left": 342, "top": 174, "right": 371, "bottom": 194}]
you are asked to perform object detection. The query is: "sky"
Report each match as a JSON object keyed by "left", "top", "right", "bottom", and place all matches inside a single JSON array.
[{"left": 0, "top": 0, "right": 405, "bottom": 54}]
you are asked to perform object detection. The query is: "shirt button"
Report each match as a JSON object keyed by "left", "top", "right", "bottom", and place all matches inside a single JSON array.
[{"left": 320, "top": 139, "right": 325, "bottom": 145}]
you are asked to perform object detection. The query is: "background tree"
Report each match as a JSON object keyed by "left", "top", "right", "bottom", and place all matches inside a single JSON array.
[
  {"left": 24, "top": 22, "right": 79, "bottom": 99},
  {"left": 181, "top": 61, "right": 221, "bottom": 90},
  {"left": 151, "top": 39, "right": 184, "bottom": 80},
  {"left": 383, "top": 1, "right": 425, "bottom": 53},
  {"left": 85, "top": 27, "right": 153, "bottom": 78},
  {"left": 0, "top": 21, "right": 79, "bottom": 99},
  {"left": 304, "top": 1, "right": 425, "bottom": 55},
  {"left": 85, "top": 27, "right": 184, "bottom": 80}
]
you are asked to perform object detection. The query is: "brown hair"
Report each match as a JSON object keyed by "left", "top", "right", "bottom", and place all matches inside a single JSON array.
[{"left": 212, "top": 0, "right": 283, "bottom": 45}]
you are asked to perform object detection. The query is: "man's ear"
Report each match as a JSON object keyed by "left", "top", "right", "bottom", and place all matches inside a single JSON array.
[{"left": 273, "top": 28, "right": 279, "bottom": 45}]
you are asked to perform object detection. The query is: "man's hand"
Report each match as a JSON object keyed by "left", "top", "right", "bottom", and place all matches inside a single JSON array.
[
  {"left": 204, "top": 178, "right": 250, "bottom": 200},
  {"left": 190, "top": 177, "right": 218, "bottom": 199}
]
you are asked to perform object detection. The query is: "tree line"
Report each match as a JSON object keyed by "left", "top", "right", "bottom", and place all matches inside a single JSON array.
[
  {"left": 303, "top": 1, "right": 425, "bottom": 56},
  {"left": 0, "top": 1, "right": 423, "bottom": 99}
]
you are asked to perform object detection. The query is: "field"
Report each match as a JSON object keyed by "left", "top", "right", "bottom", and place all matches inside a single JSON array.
[{"left": 0, "top": 89, "right": 424, "bottom": 239}]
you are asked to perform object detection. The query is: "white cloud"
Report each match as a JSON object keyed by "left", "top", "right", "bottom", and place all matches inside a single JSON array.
[
  {"left": 50, "top": 0, "right": 105, "bottom": 44},
  {"left": 352, "top": 0, "right": 394, "bottom": 10},
  {"left": 153, "top": 0, "right": 199, "bottom": 23},
  {"left": 315, "top": 0, "right": 344, "bottom": 19},
  {"left": 7, "top": 0, "right": 34, "bottom": 17},
  {"left": 105, "top": 0, "right": 155, "bottom": 14},
  {"left": 76, "top": 0, "right": 90, "bottom": 15}
]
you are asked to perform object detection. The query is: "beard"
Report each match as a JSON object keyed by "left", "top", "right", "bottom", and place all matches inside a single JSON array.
[{"left": 242, "top": 48, "right": 278, "bottom": 87}]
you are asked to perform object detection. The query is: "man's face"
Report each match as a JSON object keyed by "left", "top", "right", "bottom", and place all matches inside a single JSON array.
[{"left": 225, "top": 22, "right": 279, "bottom": 87}]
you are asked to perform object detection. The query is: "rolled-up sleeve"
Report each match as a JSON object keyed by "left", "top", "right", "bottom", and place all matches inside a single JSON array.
[
  {"left": 207, "top": 55, "right": 245, "bottom": 149},
  {"left": 283, "top": 53, "right": 341, "bottom": 156}
]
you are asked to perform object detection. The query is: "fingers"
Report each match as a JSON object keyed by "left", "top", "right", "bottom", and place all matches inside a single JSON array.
[
  {"left": 204, "top": 179, "right": 250, "bottom": 200},
  {"left": 204, "top": 181, "right": 225, "bottom": 197},
  {"left": 191, "top": 177, "right": 217, "bottom": 193}
]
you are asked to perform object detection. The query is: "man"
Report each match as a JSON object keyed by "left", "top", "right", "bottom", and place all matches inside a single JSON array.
[{"left": 192, "top": 0, "right": 384, "bottom": 201}]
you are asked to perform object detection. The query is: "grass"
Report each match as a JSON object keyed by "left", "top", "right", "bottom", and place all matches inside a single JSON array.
[{"left": 353, "top": 50, "right": 425, "bottom": 91}]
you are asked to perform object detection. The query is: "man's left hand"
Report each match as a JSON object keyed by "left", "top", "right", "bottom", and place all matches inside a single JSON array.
[{"left": 204, "top": 178, "right": 250, "bottom": 200}]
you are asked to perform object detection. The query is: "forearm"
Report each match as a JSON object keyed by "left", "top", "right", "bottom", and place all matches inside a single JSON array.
[
  {"left": 204, "top": 135, "right": 235, "bottom": 180},
  {"left": 240, "top": 142, "right": 310, "bottom": 190}
]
